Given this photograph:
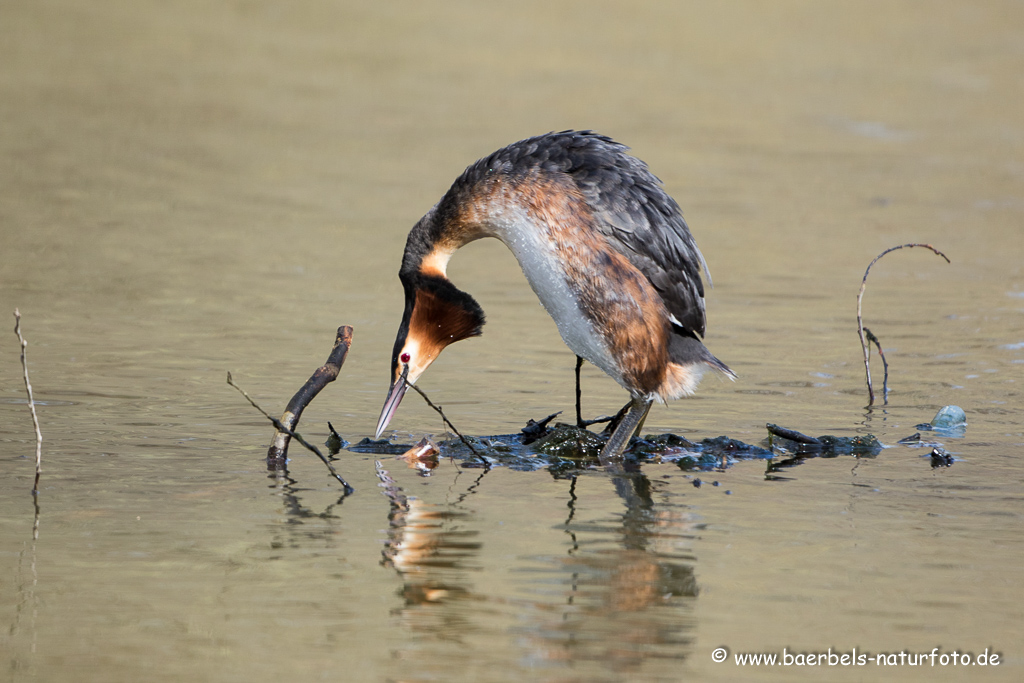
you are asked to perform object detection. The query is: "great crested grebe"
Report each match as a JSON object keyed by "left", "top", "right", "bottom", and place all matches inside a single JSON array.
[{"left": 374, "top": 130, "right": 734, "bottom": 458}]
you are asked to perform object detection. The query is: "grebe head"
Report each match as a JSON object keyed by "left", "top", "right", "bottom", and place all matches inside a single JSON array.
[{"left": 375, "top": 272, "right": 485, "bottom": 438}]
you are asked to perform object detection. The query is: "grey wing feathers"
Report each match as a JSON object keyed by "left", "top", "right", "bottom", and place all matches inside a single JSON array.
[
  {"left": 558, "top": 133, "right": 711, "bottom": 338},
  {"left": 463, "top": 131, "right": 711, "bottom": 338}
]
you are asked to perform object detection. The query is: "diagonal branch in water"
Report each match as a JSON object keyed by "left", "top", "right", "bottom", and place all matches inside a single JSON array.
[
  {"left": 766, "top": 423, "right": 822, "bottom": 446},
  {"left": 267, "top": 326, "right": 352, "bottom": 460},
  {"left": 403, "top": 380, "right": 488, "bottom": 467},
  {"left": 227, "top": 372, "right": 354, "bottom": 493},
  {"left": 13, "top": 309, "right": 42, "bottom": 495},
  {"left": 856, "top": 243, "right": 950, "bottom": 405}
]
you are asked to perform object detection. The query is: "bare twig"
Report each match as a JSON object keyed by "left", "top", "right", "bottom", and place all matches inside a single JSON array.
[
  {"left": 862, "top": 327, "right": 889, "bottom": 403},
  {"left": 857, "top": 244, "right": 950, "bottom": 404},
  {"left": 325, "top": 421, "right": 344, "bottom": 454},
  {"left": 227, "top": 372, "right": 353, "bottom": 493},
  {"left": 13, "top": 309, "right": 42, "bottom": 495},
  {"left": 268, "top": 326, "right": 353, "bottom": 459},
  {"left": 403, "top": 381, "right": 489, "bottom": 467}
]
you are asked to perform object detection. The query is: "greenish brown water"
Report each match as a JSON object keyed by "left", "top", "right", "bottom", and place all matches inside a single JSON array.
[{"left": 2, "top": 1, "right": 1022, "bottom": 681}]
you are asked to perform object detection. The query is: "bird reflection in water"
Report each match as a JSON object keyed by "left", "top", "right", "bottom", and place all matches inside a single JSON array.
[
  {"left": 527, "top": 467, "right": 698, "bottom": 675},
  {"left": 376, "top": 459, "right": 698, "bottom": 677},
  {"left": 376, "top": 461, "right": 484, "bottom": 635}
]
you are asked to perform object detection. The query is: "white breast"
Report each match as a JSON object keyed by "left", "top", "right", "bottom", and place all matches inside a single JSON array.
[{"left": 481, "top": 202, "right": 623, "bottom": 386}]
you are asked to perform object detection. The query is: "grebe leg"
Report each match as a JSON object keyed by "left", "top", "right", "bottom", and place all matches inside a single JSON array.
[
  {"left": 575, "top": 355, "right": 584, "bottom": 428},
  {"left": 600, "top": 396, "right": 653, "bottom": 460}
]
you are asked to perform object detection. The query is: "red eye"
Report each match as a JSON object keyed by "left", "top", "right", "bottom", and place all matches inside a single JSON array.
[{"left": 400, "top": 352, "right": 411, "bottom": 364}]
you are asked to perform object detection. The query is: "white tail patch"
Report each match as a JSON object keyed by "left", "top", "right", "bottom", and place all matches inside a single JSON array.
[{"left": 657, "top": 358, "right": 735, "bottom": 402}]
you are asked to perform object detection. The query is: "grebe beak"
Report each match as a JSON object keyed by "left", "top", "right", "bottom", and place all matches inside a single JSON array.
[{"left": 375, "top": 363, "right": 410, "bottom": 439}]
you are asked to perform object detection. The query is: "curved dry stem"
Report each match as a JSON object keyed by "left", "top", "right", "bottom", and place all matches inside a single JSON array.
[
  {"left": 13, "top": 309, "right": 42, "bottom": 495},
  {"left": 862, "top": 327, "right": 890, "bottom": 403},
  {"left": 403, "top": 380, "right": 488, "bottom": 467},
  {"left": 856, "top": 243, "right": 950, "bottom": 404}
]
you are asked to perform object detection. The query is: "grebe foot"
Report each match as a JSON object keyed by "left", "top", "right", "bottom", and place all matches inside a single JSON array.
[{"left": 600, "top": 397, "right": 653, "bottom": 460}]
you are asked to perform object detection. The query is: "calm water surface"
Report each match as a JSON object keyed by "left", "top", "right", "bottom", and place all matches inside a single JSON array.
[{"left": 2, "top": 2, "right": 1023, "bottom": 681}]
